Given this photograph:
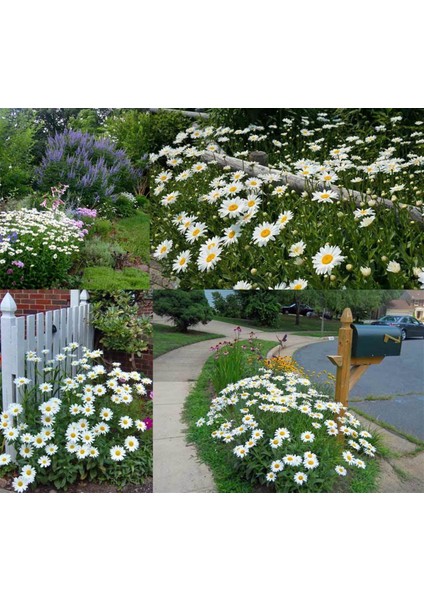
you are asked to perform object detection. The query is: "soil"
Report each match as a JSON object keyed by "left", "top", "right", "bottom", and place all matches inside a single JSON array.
[{"left": 0, "top": 475, "right": 152, "bottom": 494}]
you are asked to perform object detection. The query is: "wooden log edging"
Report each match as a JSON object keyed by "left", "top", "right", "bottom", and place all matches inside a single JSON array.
[
  {"left": 201, "top": 150, "right": 424, "bottom": 224},
  {"left": 147, "top": 108, "right": 210, "bottom": 120}
]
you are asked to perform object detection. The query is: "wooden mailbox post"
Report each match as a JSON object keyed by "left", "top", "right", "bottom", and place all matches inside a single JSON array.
[{"left": 327, "top": 308, "right": 384, "bottom": 410}]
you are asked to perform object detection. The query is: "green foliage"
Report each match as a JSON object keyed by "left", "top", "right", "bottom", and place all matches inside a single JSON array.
[
  {"left": 104, "top": 110, "right": 149, "bottom": 167},
  {"left": 104, "top": 109, "right": 191, "bottom": 164},
  {"left": 67, "top": 109, "right": 109, "bottom": 134},
  {"left": 239, "top": 291, "right": 281, "bottom": 326},
  {"left": 95, "top": 434, "right": 153, "bottom": 489},
  {"left": 0, "top": 109, "right": 37, "bottom": 198},
  {"left": 81, "top": 267, "right": 149, "bottom": 290},
  {"left": 153, "top": 290, "right": 214, "bottom": 332},
  {"left": 211, "top": 336, "right": 265, "bottom": 393},
  {"left": 211, "top": 291, "right": 243, "bottom": 318},
  {"left": 80, "top": 238, "right": 126, "bottom": 268},
  {"left": 90, "top": 291, "right": 152, "bottom": 359},
  {"left": 89, "top": 218, "right": 113, "bottom": 237}
]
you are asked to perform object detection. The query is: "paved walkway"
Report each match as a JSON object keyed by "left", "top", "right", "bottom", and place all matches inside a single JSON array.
[{"left": 153, "top": 317, "right": 324, "bottom": 493}]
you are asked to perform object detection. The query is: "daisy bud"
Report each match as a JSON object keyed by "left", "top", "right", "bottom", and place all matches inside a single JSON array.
[
  {"left": 330, "top": 275, "right": 336, "bottom": 281},
  {"left": 346, "top": 264, "right": 353, "bottom": 271},
  {"left": 251, "top": 268, "right": 257, "bottom": 276}
]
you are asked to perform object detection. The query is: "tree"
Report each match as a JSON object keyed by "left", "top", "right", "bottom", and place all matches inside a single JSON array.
[
  {"left": 0, "top": 109, "right": 37, "bottom": 198},
  {"left": 238, "top": 291, "right": 281, "bottom": 326},
  {"left": 153, "top": 290, "right": 214, "bottom": 332}
]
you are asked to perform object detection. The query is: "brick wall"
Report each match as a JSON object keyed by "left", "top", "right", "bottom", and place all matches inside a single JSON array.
[{"left": 0, "top": 289, "right": 71, "bottom": 316}]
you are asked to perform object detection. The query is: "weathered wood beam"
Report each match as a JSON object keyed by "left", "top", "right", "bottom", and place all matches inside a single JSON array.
[
  {"left": 147, "top": 108, "right": 209, "bottom": 119},
  {"left": 201, "top": 150, "right": 423, "bottom": 224}
]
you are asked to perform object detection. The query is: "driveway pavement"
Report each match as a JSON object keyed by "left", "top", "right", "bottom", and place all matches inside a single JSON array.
[{"left": 294, "top": 338, "right": 424, "bottom": 440}]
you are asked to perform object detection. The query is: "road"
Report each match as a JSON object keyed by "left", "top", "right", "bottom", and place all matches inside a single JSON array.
[{"left": 294, "top": 338, "right": 424, "bottom": 440}]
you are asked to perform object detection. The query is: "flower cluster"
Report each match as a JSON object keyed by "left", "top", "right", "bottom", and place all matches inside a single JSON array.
[
  {"left": 196, "top": 369, "right": 376, "bottom": 492},
  {"left": 151, "top": 114, "right": 423, "bottom": 289},
  {"left": 0, "top": 344, "right": 152, "bottom": 492},
  {"left": 0, "top": 208, "right": 85, "bottom": 287},
  {"left": 36, "top": 129, "right": 139, "bottom": 216}
]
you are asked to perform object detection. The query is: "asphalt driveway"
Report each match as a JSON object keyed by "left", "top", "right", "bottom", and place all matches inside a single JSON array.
[{"left": 294, "top": 338, "right": 424, "bottom": 440}]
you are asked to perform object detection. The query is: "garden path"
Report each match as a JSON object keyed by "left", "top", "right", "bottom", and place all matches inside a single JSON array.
[{"left": 153, "top": 316, "right": 323, "bottom": 493}]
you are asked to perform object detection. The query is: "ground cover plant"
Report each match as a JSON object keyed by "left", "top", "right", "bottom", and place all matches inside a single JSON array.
[
  {"left": 151, "top": 110, "right": 424, "bottom": 289},
  {"left": 0, "top": 343, "right": 152, "bottom": 492}
]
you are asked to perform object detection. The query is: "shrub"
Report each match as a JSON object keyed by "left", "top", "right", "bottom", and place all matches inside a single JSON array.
[
  {"left": 90, "top": 291, "right": 152, "bottom": 369},
  {"left": 0, "top": 208, "right": 86, "bottom": 288},
  {"left": 80, "top": 238, "right": 126, "bottom": 268},
  {"left": 153, "top": 290, "right": 214, "bottom": 332},
  {"left": 36, "top": 129, "right": 139, "bottom": 217},
  {"left": 0, "top": 344, "right": 152, "bottom": 492},
  {"left": 196, "top": 368, "right": 377, "bottom": 492},
  {"left": 0, "top": 109, "right": 37, "bottom": 199}
]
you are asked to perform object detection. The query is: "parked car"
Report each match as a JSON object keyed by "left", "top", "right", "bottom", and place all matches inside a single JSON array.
[
  {"left": 370, "top": 315, "right": 424, "bottom": 340},
  {"left": 281, "top": 303, "right": 314, "bottom": 316},
  {"left": 306, "top": 309, "right": 333, "bottom": 320}
]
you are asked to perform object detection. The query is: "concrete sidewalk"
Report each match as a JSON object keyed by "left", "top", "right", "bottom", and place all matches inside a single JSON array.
[{"left": 153, "top": 317, "right": 325, "bottom": 493}]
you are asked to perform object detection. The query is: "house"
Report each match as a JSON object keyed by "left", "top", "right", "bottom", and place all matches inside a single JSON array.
[{"left": 385, "top": 291, "right": 424, "bottom": 321}]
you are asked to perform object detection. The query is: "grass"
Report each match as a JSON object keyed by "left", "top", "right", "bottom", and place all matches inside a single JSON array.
[
  {"left": 153, "top": 324, "right": 223, "bottom": 358},
  {"left": 114, "top": 210, "right": 150, "bottom": 264},
  {"left": 213, "top": 314, "right": 340, "bottom": 335},
  {"left": 183, "top": 339, "right": 378, "bottom": 493},
  {"left": 81, "top": 267, "right": 149, "bottom": 290}
]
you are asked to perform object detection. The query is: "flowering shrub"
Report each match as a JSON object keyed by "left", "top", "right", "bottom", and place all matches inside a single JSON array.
[
  {"left": 151, "top": 114, "right": 424, "bottom": 289},
  {"left": 36, "top": 129, "right": 139, "bottom": 217},
  {"left": 0, "top": 344, "right": 152, "bottom": 492},
  {"left": 0, "top": 208, "right": 87, "bottom": 287},
  {"left": 196, "top": 369, "right": 376, "bottom": 492}
]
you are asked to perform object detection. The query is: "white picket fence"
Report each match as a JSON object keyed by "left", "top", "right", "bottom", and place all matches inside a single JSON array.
[{"left": 1, "top": 290, "right": 94, "bottom": 416}]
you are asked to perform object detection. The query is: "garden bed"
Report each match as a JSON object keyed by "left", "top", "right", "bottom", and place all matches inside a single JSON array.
[
  {"left": 184, "top": 339, "right": 380, "bottom": 493},
  {"left": 151, "top": 112, "right": 424, "bottom": 290}
]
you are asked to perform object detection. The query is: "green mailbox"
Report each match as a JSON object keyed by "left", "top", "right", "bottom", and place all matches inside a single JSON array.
[{"left": 351, "top": 325, "right": 403, "bottom": 358}]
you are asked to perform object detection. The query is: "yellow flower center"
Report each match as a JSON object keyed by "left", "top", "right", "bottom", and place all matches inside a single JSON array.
[
  {"left": 321, "top": 254, "right": 334, "bottom": 265},
  {"left": 324, "top": 175, "right": 332, "bottom": 181},
  {"left": 228, "top": 230, "right": 235, "bottom": 239},
  {"left": 261, "top": 228, "right": 271, "bottom": 238},
  {"left": 179, "top": 258, "right": 186, "bottom": 265},
  {"left": 248, "top": 200, "right": 255, "bottom": 207},
  {"left": 192, "top": 228, "right": 200, "bottom": 236},
  {"left": 160, "top": 246, "right": 167, "bottom": 254},
  {"left": 321, "top": 193, "right": 330, "bottom": 199},
  {"left": 229, "top": 186, "right": 237, "bottom": 193},
  {"left": 292, "top": 284, "right": 302, "bottom": 290},
  {"left": 206, "top": 253, "right": 216, "bottom": 263},
  {"left": 228, "top": 204, "right": 239, "bottom": 212}
]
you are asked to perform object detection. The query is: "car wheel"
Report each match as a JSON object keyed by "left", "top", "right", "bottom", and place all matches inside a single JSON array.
[{"left": 401, "top": 329, "right": 407, "bottom": 341}]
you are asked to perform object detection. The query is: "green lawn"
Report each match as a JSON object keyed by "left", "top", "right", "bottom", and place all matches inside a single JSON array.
[
  {"left": 183, "top": 339, "right": 379, "bottom": 493},
  {"left": 81, "top": 267, "right": 149, "bottom": 290},
  {"left": 214, "top": 314, "right": 340, "bottom": 335},
  {"left": 114, "top": 210, "right": 150, "bottom": 264},
  {"left": 153, "top": 324, "right": 224, "bottom": 358}
]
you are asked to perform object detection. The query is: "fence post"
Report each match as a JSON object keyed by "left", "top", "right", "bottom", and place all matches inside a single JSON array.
[
  {"left": 70, "top": 290, "right": 80, "bottom": 307},
  {"left": 80, "top": 290, "right": 94, "bottom": 350},
  {"left": 1, "top": 293, "right": 19, "bottom": 457},
  {"left": 80, "top": 289, "right": 89, "bottom": 305}
]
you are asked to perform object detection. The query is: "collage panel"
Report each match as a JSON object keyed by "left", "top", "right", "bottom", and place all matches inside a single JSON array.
[
  {"left": 153, "top": 289, "right": 424, "bottom": 493},
  {"left": 0, "top": 288, "right": 153, "bottom": 493},
  {"left": 0, "top": 108, "right": 150, "bottom": 290}
]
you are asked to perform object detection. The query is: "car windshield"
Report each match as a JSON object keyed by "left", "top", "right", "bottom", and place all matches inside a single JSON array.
[{"left": 380, "top": 316, "right": 401, "bottom": 323}]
